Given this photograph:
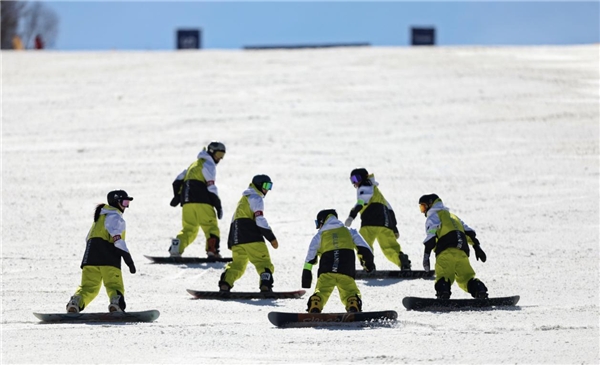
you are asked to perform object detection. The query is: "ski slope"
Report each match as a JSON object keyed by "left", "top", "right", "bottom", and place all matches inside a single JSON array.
[{"left": 2, "top": 45, "right": 599, "bottom": 364}]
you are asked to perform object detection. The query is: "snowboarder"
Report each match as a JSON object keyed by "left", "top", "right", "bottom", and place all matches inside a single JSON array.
[
  {"left": 418, "top": 193, "right": 488, "bottom": 299},
  {"left": 169, "top": 141, "right": 226, "bottom": 258},
  {"left": 218, "top": 175, "right": 279, "bottom": 292},
  {"left": 344, "top": 168, "right": 411, "bottom": 270},
  {"left": 66, "top": 190, "right": 136, "bottom": 313},
  {"left": 303, "top": 209, "right": 375, "bottom": 313}
]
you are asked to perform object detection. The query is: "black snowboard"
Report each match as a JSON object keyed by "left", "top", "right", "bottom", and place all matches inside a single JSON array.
[
  {"left": 402, "top": 295, "right": 520, "bottom": 311},
  {"left": 186, "top": 289, "right": 306, "bottom": 300},
  {"left": 33, "top": 310, "right": 160, "bottom": 323},
  {"left": 268, "top": 310, "right": 398, "bottom": 328},
  {"left": 144, "top": 255, "right": 232, "bottom": 264},
  {"left": 355, "top": 270, "right": 434, "bottom": 279}
]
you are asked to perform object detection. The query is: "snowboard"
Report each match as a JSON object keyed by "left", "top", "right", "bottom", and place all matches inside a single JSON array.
[
  {"left": 144, "top": 255, "right": 232, "bottom": 264},
  {"left": 186, "top": 289, "right": 306, "bottom": 300},
  {"left": 268, "top": 310, "right": 398, "bottom": 328},
  {"left": 402, "top": 295, "right": 520, "bottom": 311},
  {"left": 33, "top": 309, "right": 160, "bottom": 323},
  {"left": 355, "top": 270, "right": 434, "bottom": 280}
]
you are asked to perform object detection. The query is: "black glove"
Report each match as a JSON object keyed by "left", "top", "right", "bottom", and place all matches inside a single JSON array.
[
  {"left": 170, "top": 196, "right": 180, "bottom": 207},
  {"left": 473, "top": 245, "right": 487, "bottom": 262},
  {"left": 121, "top": 251, "right": 136, "bottom": 274},
  {"left": 216, "top": 206, "right": 223, "bottom": 220},
  {"left": 301, "top": 269, "right": 312, "bottom": 288}
]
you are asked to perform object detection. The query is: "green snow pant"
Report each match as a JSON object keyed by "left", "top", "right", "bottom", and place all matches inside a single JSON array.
[
  {"left": 176, "top": 202, "right": 220, "bottom": 254},
  {"left": 435, "top": 247, "right": 477, "bottom": 293},
  {"left": 73, "top": 265, "right": 125, "bottom": 310}
]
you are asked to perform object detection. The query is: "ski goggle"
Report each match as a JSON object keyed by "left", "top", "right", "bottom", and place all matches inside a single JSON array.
[
  {"left": 213, "top": 151, "right": 225, "bottom": 159},
  {"left": 350, "top": 175, "right": 361, "bottom": 184},
  {"left": 419, "top": 203, "right": 427, "bottom": 214},
  {"left": 121, "top": 200, "right": 131, "bottom": 208},
  {"left": 261, "top": 181, "right": 273, "bottom": 191},
  {"left": 314, "top": 220, "right": 321, "bottom": 229}
]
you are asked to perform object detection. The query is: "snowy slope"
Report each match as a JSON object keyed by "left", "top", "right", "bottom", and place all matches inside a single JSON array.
[{"left": 2, "top": 45, "right": 599, "bottom": 364}]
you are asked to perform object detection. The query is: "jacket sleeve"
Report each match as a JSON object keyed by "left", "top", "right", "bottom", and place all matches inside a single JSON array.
[
  {"left": 349, "top": 186, "right": 374, "bottom": 218},
  {"left": 249, "top": 195, "right": 276, "bottom": 242},
  {"left": 350, "top": 228, "right": 374, "bottom": 270}
]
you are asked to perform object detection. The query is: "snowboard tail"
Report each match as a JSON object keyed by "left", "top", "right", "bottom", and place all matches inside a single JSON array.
[
  {"left": 186, "top": 289, "right": 306, "bottom": 300},
  {"left": 33, "top": 310, "right": 160, "bottom": 323},
  {"left": 268, "top": 310, "right": 398, "bottom": 328},
  {"left": 355, "top": 270, "right": 434, "bottom": 279},
  {"left": 144, "top": 255, "right": 232, "bottom": 264},
  {"left": 402, "top": 295, "right": 520, "bottom": 311}
]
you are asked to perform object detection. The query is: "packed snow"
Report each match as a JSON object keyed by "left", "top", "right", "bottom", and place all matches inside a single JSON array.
[{"left": 2, "top": 45, "right": 599, "bottom": 364}]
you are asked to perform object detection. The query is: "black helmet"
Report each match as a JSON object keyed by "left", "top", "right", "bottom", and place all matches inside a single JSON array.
[
  {"left": 418, "top": 194, "right": 440, "bottom": 216},
  {"left": 107, "top": 190, "right": 134, "bottom": 209},
  {"left": 315, "top": 209, "right": 338, "bottom": 229},
  {"left": 252, "top": 174, "right": 273, "bottom": 192},
  {"left": 350, "top": 168, "right": 369, "bottom": 185},
  {"left": 207, "top": 141, "right": 226, "bottom": 163},
  {"left": 207, "top": 141, "right": 226, "bottom": 154}
]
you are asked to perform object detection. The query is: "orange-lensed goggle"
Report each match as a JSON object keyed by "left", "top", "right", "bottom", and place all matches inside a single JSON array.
[
  {"left": 213, "top": 151, "right": 225, "bottom": 159},
  {"left": 419, "top": 203, "right": 428, "bottom": 214}
]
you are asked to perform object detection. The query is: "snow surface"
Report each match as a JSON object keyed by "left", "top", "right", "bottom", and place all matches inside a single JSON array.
[{"left": 2, "top": 45, "right": 599, "bottom": 364}]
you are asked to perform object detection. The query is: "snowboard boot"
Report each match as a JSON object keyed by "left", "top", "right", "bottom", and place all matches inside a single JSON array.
[
  {"left": 399, "top": 252, "right": 412, "bottom": 271},
  {"left": 218, "top": 272, "right": 232, "bottom": 292},
  {"left": 467, "top": 278, "right": 489, "bottom": 299},
  {"left": 206, "top": 236, "right": 222, "bottom": 259},
  {"left": 108, "top": 291, "right": 126, "bottom": 312},
  {"left": 66, "top": 295, "right": 82, "bottom": 313},
  {"left": 345, "top": 295, "right": 363, "bottom": 313},
  {"left": 306, "top": 295, "right": 322, "bottom": 313},
  {"left": 435, "top": 278, "right": 452, "bottom": 300},
  {"left": 169, "top": 238, "right": 181, "bottom": 257},
  {"left": 259, "top": 268, "right": 274, "bottom": 292}
]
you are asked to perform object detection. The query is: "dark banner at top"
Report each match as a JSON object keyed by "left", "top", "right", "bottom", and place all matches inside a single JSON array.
[
  {"left": 177, "top": 29, "right": 201, "bottom": 49},
  {"left": 411, "top": 27, "right": 436, "bottom": 46}
]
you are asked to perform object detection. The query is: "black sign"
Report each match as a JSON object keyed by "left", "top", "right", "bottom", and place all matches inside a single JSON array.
[
  {"left": 177, "top": 29, "right": 201, "bottom": 49},
  {"left": 411, "top": 27, "right": 435, "bottom": 46}
]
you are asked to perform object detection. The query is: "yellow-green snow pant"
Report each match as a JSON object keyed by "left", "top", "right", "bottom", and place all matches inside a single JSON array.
[
  {"left": 176, "top": 202, "right": 220, "bottom": 254},
  {"left": 221, "top": 242, "right": 274, "bottom": 289},
  {"left": 311, "top": 272, "right": 361, "bottom": 311},
  {"left": 73, "top": 266, "right": 125, "bottom": 310},
  {"left": 359, "top": 226, "right": 402, "bottom": 267},
  {"left": 435, "top": 247, "right": 477, "bottom": 293}
]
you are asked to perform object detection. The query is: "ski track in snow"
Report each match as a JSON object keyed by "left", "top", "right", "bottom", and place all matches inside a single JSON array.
[{"left": 2, "top": 45, "right": 599, "bottom": 364}]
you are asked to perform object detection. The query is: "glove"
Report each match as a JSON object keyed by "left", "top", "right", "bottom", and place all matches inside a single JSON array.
[
  {"left": 394, "top": 231, "right": 400, "bottom": 239},
  {"left": 473, "top": 245, "right": 487, "bottom": 262},
  {"left": 216, "top": 206, "right": 223, "bottom": 220},
  {"left": 301, "top": 269, "right": 312, "bottom": 288},
  {"left": 423, "top": 252, "right": 431, "bottom": 272},
  {"left": 122, "top": 252, "right": 136, "bottom": 274},
  {"left": 270, "top": 239, "right": 279, "bottom": 249},
  {"left": 344, "top": 217, "right": 354, "bottom": 227},
  {"left": 170, "top": 196, "right": 180, "bottom": 207}
]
